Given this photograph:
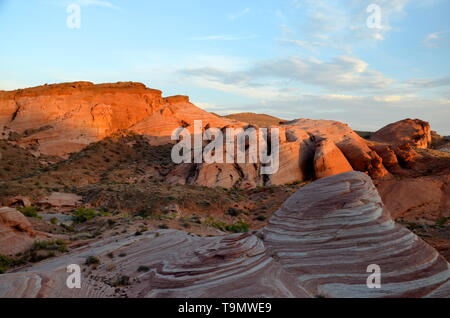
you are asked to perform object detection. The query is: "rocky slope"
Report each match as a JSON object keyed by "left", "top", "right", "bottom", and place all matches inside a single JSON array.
[{"left": 0, "top": 172, "right": 448, "bottom": 298}]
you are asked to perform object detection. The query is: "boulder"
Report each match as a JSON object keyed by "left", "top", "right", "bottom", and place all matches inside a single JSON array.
[
  {"left": 7, "top": 196, "right": 32, "bottom": 208},
  {"left": 0, "top": 207, "right": 35, "bottom": 255},
  {"left": 38, "top": 193, "right": 82, "bottom": 209},
  {"left": 371, "top": 118, "right": 432, "bottom": 149}
]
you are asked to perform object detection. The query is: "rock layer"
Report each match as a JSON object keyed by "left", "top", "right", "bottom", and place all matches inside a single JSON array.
[
  {"left": 0, "top": 231, "right": 310, "bottom": 298},
  {"left": 263, "top": 171, "right": 450, "bottom": 298}
]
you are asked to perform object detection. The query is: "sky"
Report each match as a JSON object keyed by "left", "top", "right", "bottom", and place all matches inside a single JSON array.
[{"left": 0, "top": 0, "right": 449, "bottom": 134}]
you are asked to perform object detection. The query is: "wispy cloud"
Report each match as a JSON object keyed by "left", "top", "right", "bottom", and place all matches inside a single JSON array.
[
  {"left": 189, "top": 35, "right": 258, "bottom": 41},
  {"left": 228, "top": 8, "right": 251, "bottom": 20},
  {"left": 49, "top": 0, "right": 121, "bottom": 10},
  {"left": 78, "top": 0, "right": 120, "bottom": 10},
  {"left": 424, "top": 31, "right": 450, "bottom": 48}
]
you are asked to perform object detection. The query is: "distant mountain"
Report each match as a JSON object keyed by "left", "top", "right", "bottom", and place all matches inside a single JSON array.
[{"left": 224, "top": 112, "right": 287, "bottom": 127}]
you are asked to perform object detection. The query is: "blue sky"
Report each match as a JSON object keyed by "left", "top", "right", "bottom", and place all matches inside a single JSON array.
[{"left": 0, "top": 0, "right": 449, "bottom": 134}]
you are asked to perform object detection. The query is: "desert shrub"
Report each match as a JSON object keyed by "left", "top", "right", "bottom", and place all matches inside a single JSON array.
[
  {"left": 50, "top": 217, "right": 58, "bottom": 225},
  {"left": 227, "top": 208, "right": 243, "bottom": 217},
  {"left": 85, "top": 256, "right": 100, "bottom": 266},
  {"left": 18, "top": 206, "right": 40, "bottom": 218},
  {"left": 225, "top": 220, "right": 250, "bottom": 233},
  {"left": 436, "top": 217, "right": 449, "bottom": 227},
  {"left": 33, "top": 240, "right": 69, "bottom": 253},
  {"left": 72, "top": 208, "right": 99, "bottom": 223},
  {"left": 0, "top": 254, "right": 16, "bottom": 274},
  {"left": 112, "top": 275, "right": 130, "bottom": 287},
  {"left": 255, "top": 215, "right": 267, "bottom": 222},
  {"left": 208, "top": 218, "right": 250, "bottom": 233},
  {"left": 137, "top": 265, "right": 150, "bottom": 272}
]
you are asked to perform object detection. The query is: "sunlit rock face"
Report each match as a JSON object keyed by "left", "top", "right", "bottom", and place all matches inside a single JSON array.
[
  {"left": 282, "top": 119, "right": 390, "bottom": 179},
  {"left": 0, "top": 172, "right": 448, "bottom": 298},
  {"left": 371, "top": 118, "right": 432, "bottom": 149},
  {"left": 0, "top": 207, "right": 37, "bottom": 256},
  {"left": 0, "top": 82, "right": 235, "bottom": 157},
  {"left": 263, "top": 171, "right": 450, "bottom": 298},
  {"left": 314, "top": 138, "right": 353, "bottom": 179}
]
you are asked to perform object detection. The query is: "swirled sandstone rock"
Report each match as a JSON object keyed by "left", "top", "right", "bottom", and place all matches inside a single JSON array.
[
  {"left": 0, "top": 231, "right": 310, "bottom": 298},
  {"left": 263, "top": 171, "right": 450, "bottom": 298}
]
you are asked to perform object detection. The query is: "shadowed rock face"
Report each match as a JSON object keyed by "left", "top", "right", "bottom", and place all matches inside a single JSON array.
[{"left": 0, "top": 172, "right": 448, "bottom": 298}]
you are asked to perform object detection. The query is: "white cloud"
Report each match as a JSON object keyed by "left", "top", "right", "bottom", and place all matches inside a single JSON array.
[
  {"left": 77, "top": 0, "right": 120, "bottom": 10},
  {"left": 424, "top": 31, "right": 450, "bottom": 48},
  {"left": 228, "top": 8, "right": 251, "bottom": 20},
  {"left": 189, "top": 35, "right": 258, "bottom": 41}
]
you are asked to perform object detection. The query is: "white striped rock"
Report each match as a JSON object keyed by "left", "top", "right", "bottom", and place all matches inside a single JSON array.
[
  {"left": 263, "top": 171, "right": 450, "bottom": 298},
  {"left": 0, "top": 231, "right": 310, "bottom": 298}
]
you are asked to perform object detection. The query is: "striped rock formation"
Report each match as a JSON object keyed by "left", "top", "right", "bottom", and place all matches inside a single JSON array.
[
  {"left": 263, "top": 171, "right": 450, "bottom": 298},
  {"left": 0, "top": 230, "right": 310, "bottom": 298},
  {"left": 1, "top": 171, "right": 449, "bottom": 298}
]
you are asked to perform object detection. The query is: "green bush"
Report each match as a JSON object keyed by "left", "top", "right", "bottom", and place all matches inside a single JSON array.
[
  {"left": 436, "top": 217, "right": 449, "bottom": 227},
  {"left": 18, "top": 206, "right": 40, "bottom": 218},
  {"left": 208, "top": 219, "right": 250, "bottom": 233},
  {"left": 85, "top": 256, "right": 101, "bottom": 266},
  {"left": 33, "top": 240, "right": 68, "bottom": 253},
  {"left": 0, "top": 254, "right": 16, "bottom": 274},
  {"left": 225, "top": 220, "right": 250, "bottom": 233},
  {"left": 112, "top": 275, "right": 130, "bottom": 287},
  {"left": 72, "top": 208, "right": 99, "bottom": 223}
]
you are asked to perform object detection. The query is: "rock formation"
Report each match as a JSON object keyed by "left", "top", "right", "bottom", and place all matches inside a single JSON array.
[
  {"left": 376, "top": 175, "right": 450, "bottom": 223},
  {"left": 371, "top": 118, "right": 432, "bottom": 149},
  {"left": 314, "top": 139, "right": 353, "bottom": 179},
  {"left": 0, "top": 82, "right": 237, "bottom": 157},
  {"left": 0, "top": 207, "right": 37, "bottom": 255},
  {"left": 0, "top": 172, "right": 448, "bottom": 298},
  {"left": 262, "top": 171, "right": 450, "bottom": 298}
]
